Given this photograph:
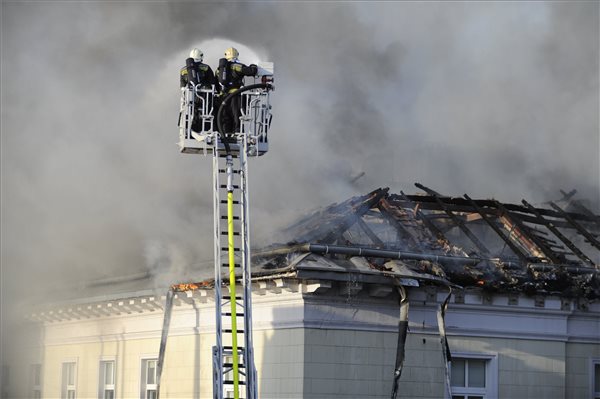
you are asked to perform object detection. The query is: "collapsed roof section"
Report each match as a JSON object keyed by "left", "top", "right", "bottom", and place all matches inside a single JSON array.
[{"left": 255, "top": 184, "right": 600, "bottom": 299}]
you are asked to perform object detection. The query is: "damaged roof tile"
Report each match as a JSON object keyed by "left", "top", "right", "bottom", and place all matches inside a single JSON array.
[{"left": 256, "top": 184, "right": 600, "bottom": 299}]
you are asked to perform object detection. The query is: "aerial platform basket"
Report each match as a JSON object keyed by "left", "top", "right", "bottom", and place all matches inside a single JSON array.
[{"left": 178, "top": 62, "right": 274, "bottom": 156}]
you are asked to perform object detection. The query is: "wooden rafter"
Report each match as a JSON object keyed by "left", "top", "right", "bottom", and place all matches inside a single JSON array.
[
  {"left": 464, "top": 194, "right": 529, "bottom": 262},
  {"left": 377, "top": 198, "right": 420, "bottom": 248},
  {"left": 397, "top": 191, "right": 449, "bottom": 244},
  {"left": 522, "top": 200, "right": 595, "bottom": 267},
  {"left": 549, "top": 201, "right": 600, "bottom": 251},
  {"left": 415, "top": 183, "right": 491, "bottom": 255}
]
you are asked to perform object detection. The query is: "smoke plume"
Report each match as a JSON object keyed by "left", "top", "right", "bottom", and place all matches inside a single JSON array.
[{"left": 1, "top": 2, "right": 598, "bottom": 312}]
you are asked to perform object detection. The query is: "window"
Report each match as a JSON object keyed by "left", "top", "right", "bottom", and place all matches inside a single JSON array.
[
  {"left": 592, "top": 359, "right": 600, "bottom": 399},
  {"left": 31, "top": 364, "right": 42, "bottom": 399},
  {"left": 1, "top": 365, "right": 9, "bottom": 398},
  {"left": 62, "top": 362, "right": 77, "bottom": 399},
  {"left": 450, "top": 354, "right": 497, "bottom": 399},
  {"left": 140, "top": 358, "right": 157, "bottom": 399},
  {"left": 99, "top": 361, "right": 115, "bottom": 399}
]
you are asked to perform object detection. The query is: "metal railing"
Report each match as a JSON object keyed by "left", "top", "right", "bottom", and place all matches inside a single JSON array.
[
  {"left": 179, "top": 84, "right": 217, "bottom": 140},
  {"left": 240, "top": 89, "right": 271, "bottom": 146}
]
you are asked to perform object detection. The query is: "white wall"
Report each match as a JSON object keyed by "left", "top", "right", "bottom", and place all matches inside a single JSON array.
[
  {"left": 9, "top": 284, "right": 600, "bottom": 399},
  {"left": 302, "top": 328, "right": 396, "bottom": 399}
]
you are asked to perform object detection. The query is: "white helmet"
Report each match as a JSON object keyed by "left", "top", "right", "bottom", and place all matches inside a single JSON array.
[
  {"left": 224, "top": 47, "right": 239, "bottom": 61},
  {"left": 189, "top": 48, "right": 203, "bottom": 63}
]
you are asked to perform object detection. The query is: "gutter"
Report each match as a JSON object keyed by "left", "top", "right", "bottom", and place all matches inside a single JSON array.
[
  {"left": 255, "top": 244, "right": 600, "bottom": 275},
  {"left": 254, "top": 243, "right": 482, "bottom": 265}
]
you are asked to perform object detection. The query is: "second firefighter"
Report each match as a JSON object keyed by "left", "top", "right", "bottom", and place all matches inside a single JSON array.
[{"left": 216, "top": 47, "right": 258, "bottom": 135}]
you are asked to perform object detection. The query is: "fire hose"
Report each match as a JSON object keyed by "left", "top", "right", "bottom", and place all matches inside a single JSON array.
[
  {"left": 216, "top": 83, "right": 273, "bottom": 155},
  {"left": 226, "top": 154, "right": 241, "bottom": 398}
]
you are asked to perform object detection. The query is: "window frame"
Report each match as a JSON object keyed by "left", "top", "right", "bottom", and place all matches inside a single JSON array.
[
  {"left": 590, "top": 358, "right": 600, "bottom": 399},
  {"left": 98, "top": 358, "right": 116, "bottom": 399},
  {"left": 31, "top": 363, "right": 42, "bottom": 399},
  {"left": 140, "top": 356, "right": 158, "bottom": 399},
  {"left": 449, "top": 352, "right": 498, "bottom": 399},
  {"left": 61, "top": 359, "right": 78, "bottom": 399}
]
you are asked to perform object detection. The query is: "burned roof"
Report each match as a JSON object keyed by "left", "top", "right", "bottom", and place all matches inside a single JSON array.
[
  {"left": 255, "top": 184, "right": 600, "bottom": 299},
  {"left": 24, "top": 185, "right": 600, "bottom": 322}
]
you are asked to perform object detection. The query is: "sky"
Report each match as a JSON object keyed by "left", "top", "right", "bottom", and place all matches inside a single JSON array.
[{"left": 1, "top": 1, "right": 599, "bottom": 315}]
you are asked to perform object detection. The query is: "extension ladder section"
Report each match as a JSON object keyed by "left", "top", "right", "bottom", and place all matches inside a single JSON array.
[
  {"left": 178, "top": 63, "right": 273, "bottom": 399},
  {"left": 212, "top": 137, "right": 257, "bottom": 399}
]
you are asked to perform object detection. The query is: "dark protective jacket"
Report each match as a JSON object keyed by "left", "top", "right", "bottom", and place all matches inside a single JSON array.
[
  {"left": 216, "top": 58, "right": 258, "bottom": 94},
  {"left": 180, "top": 58, "right": 216, "bottom": 88}
]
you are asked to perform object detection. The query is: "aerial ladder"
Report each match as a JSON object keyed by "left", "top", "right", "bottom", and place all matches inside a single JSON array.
[{"left": 177, "top": 62, "right": 274, "bottom": 399}]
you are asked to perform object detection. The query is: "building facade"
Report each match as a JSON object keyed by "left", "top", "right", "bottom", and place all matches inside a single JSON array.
[{"left": 4, "top": 275, "right": 600, "bottom": 399}]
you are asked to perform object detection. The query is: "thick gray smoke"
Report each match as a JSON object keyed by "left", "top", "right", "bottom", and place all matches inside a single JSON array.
[{"left": 1, "top": 2, "right": 598, "bottom": 312}]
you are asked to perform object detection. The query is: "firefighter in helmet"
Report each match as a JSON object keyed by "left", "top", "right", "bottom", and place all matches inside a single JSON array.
[
  {"left": 180, "top": 48, "right": 216, "bottom": 88},
  {"left": 180, "top": 48, "right": 217, "bottom": 133},
  {"left": 216, "top": 47, "right": 258, "bottom": 135}
]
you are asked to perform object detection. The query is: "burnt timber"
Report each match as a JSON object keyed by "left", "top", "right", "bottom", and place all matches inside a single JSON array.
[{"left": 255, "top": 184, "right": 600, "bottom": 300}]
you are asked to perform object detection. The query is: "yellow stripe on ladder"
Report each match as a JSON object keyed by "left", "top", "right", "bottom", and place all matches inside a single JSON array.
[{"left": 227, "top": 190, "right": 240, "bottom": 399}]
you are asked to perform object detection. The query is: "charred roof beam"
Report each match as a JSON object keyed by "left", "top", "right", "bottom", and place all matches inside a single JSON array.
[
  {"left": 356, "top": 217, "right": 386, "bottom": 247},
  {"left": 399, "top": 194, "right": 594, "bottom": 224},
  {"left": 549, "top": 201, "right": 600, "bottom": 253},
  {"left": 414, "top": 183, "right": 446, "bottom": 197},
  {"left": 415, "top": 183, "right": 491, "bottom": 256},
  {"left": 464, "top": 194, "right": 529, "bottom": 262},
  {"left": 569, "top": 202, "right": 600, "bottom": 225},
  {"left": 494, "top": 201, "right": 560, "bottom": 263},
  {"left": 558, "top": 189, "right": 600, "bottom": 224},
  {"left": 288, "top": 188, "right": 389, "bottom": 245},
  {"left": 398, "top": 191, "right": 449, "bottom": 244},
  {"left": 321, "top": 188, "right": 389, "bottom": 244},
  {"left": 376, "top": 198, "right": 420, "bottom": 249},
  {"left": 522, "top": 200, "right": 596, "bottom": 267}
]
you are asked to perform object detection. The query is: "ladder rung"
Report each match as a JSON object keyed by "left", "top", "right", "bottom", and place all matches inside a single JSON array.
[
  {"left": 224, "top": 329, "right": 245, "bottom": 333},
  {"left": 223, "top": 345, "right": 245, "bottom": 351},
  {"left": 221, "top": 232, "right": 240, "bottom": 236},
  {"left": 221, "top": 200, "right": 240, "bottom": 204},
  {"left": 223, "top": 296, "right": 242, "bottom": 300},
  {"left": 223, "top": 312, "right": 244, "bottom": 317},
  {"left": 218, "top": 169, "right": 241, "bottom": 174},
  {"left": 223, "top": 363, "right": 245, "bottom": 368},
  {"left": 221, "top": 216, "right": 240, "bottom": 220},
  {"left": 220, "top": 184, "right": 240, "bottom": 189},
  {"left": 223, "top": 380, "right": 246, "bottom": 385},
  {"left": 219, "top": 154, "right": 238, "bottom": 158},
  {"left": 222, "top": 263, "right": 241, "bottom": 268},
  {"left": 221, "top": 247, "right": 240, "bottom": 251}
]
